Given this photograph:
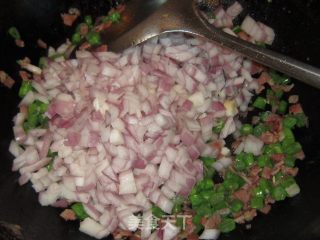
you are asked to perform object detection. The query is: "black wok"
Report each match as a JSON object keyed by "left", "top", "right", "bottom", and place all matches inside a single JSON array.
[{"left": 0, "top": 0, "right": 320, "bottom": 239}]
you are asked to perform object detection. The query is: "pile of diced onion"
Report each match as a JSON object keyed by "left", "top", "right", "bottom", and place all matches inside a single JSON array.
[{"left": 9, "top": 2, "right": 275, "bottom": 239}]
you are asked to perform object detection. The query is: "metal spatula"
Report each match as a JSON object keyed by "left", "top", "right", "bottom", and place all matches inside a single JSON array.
[{"left": 104, "top": 0, "right": 320, "bottom": 89}]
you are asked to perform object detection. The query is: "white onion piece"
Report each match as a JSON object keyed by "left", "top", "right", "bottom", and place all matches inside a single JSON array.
[
  {"left": 9, "top": 141, "right": 24, "bottom": 157},
  {"left": 119, "top": 170, "right": 137, "bottom": 195},
  {"left": 163, "top": 222, "right": 180, "bottom": 240},
  {"left": 199, "top": 229, "right": 220, "bottom": 240},
  {"left": 79, "top": 218, "right": 106, "bottom": 239},
  {"left": 243, "top": 135, "right": 264, "bottom": 156}
]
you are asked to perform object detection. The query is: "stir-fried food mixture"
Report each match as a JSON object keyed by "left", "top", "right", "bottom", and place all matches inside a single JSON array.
[{"left": 7, "top": 1, "right": 308, "bottom": 239}]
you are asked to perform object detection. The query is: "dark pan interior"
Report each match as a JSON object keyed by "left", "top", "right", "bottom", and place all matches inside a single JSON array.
[{"left": 0, "top": 0, "right": 320, "bottom": 239}]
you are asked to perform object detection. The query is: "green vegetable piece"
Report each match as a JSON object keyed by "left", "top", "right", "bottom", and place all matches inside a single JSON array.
[
  {"left": 253, "top": 123, "right": 268, "bottom": 137},
  {"left": 201, "top": 191, "right": 213, "bottom": 201},
  {"left": 232, "top": 25, "right": 241, "bottom": 33},
  {"left": 86, "top": 31, "right": 101, "bottom": 46},
  {"left": 46, "top": 160, "right": 54, "bottom": 172},
  {"left": 257, "top": 155, "right": 272, "bottom": 168},
  {"left": 190, "top": 194, "right": 202, "bottom": 207},
  {"left": 269, "top": 71, "right": 291, "bottom": 85},
  {"left": 26, "top": 101, "right": 48, "bottom": 130},
  {"left": 283, "top": 142, "right": 302, "bottom": 155},
  {"left": 201, "top": 178, "right": 214, "bottom": 190},
  {"left": 72, "top": 32, "right": 82, "bottom": 45},
  {"left": 200, "top": 156, "right": 215, "bottom": 167},
  {"left": 225, "top": 171, "right": 245, "bottom": 188},
  {"left": 71, "top": 203, "right": 89, "bottom": 220},
  {"left": 197, "top": 205, "right": 212, "bottom": 216},
  {"left": 274, "top": 90, "right": 284, "bottom": 99},
  {"left": 259, "top": 178, "right": 272, "bottom": 195},
  {"left": 219, "top": 218, "right": 236, "bottom": 233},
  {"left": 250, "top": 196, "right": 264, "bottom": 209},
  {"left": 212, "top": 119, "right": 225, "bottom": 134},
  {"left": 278, "top": 100, "right": 288, "bottom": 114},
  {"left": 280, "top": 177, "right": 296, "bottom": 189},
  {"left": 210, "top": 192, "right": 225, "bottom": 205},
  {"left": 8, "top": 26, "right": 21, "bottom": 40},
  {"left": 84, "top": 15, "right": 93, "bottom": 26},
  {"left": 283, "top": 116, "right": 297, "bottom": 129},
  {"left": 253, "top": 97, "right": 267, "bottom": 110},
  {"left": 234, "top": 157, "right": 246, "bottom": 171},
  {"left": 294, "top": 113, "right": 308, "bottom": 128},
  {"left": 109, "top": 11, "right": 121, "bottom": 23},
  {"left": 264, "top": 143, "right": 283, "bottom": 155},
  {"left": 47, "top": 150, "right": 58, "bottom": 159},
  {"left": 271, "top": 185, "right": 287, "bottom": 201},
  {"left": 214, "top": 201, "right": 228, "bottom": 211},
  {"left": 19, "top": 81, "right": 32, "bottom": 98},
  {"left": 244, "top": 153, "right": 255, "bottom": 167},
  {"left": 240, "top": 124, "right": 253, "bottom": 136},
  {"left": 223, "top": 178, "right": 240, "bottom": 192},
  {"left": 46, "top": 150, "right": 58, "bottom": 172},
  {"left": 252, "top": 187, "right": 264, "bottom": 197},
  {"left": 274, "top": 172, "right": 285, "bottom": 183},
  {"left": 204, "top": 166, "right": 215, "bottom": 179},
  {"left": 230, "top": 200, "right": 243, "bottom": 213},
  {"left": 284, "top": 155, "right": 296, "bottom": 167},
  {"left": 283, "top": 127, "right": 295, "bottom": 143},
  {"left": 172, "top": 197, "right": 183, "bottom": 214},
  {"left": 260, "top": 111, "right": 271, "bottom": 122},
  {"left": 192, "top": 214, "right": 202, "bottom": 225},
  {"left": 152, "top": 206, "right": 165, "bottom": 218}
]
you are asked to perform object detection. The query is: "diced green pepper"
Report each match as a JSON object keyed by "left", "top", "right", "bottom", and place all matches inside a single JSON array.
[
  {"left": 244, "top": 153, "right": 255, "bottom": 167},
  {"left": 210, "top": 192, "right": 225, "bottom": 205},
  {"left": 152, "top": 205, "right": 165, "bottom": 218},
  {"left": 269, "top": 71, "right": 291, "bottom": 85},
  {"left": 200, "top": 156, "right": 215, "bottom": 168},
  {"left": 294, "top": 113, "right": 308, "bottom": 128},
  {"left": 219, "top": 218, "right": 236, "bottom": 233},
  {"left": 84, "top": 15, "right": 93, "bottom": 26},
  {"left": 271, "top": 185, "right": 287, "bottom": 201},
  {"left": 257, "top": 155, "right": 272, "bottom": 168},
  {"left": 260, "top": 111, "right": 271, "bottom": 122},
  {"left": 230, "top": 199, "right": 243, "bottom": 213},
  {"left": 109, "top": 11, "right": 121, "bottom": 23},
  {"left": 212, "top": 119, "right": 225, "bottom": 134},
  {"left": 283, "top": 127, "right": 295, "bottom": 143},
  {"left": 283, "top": 142, "right": 302, "bottom": 155},
  {"left": 8, "top": 26, "right": 21, "bottom": 40},
  {"left": 71, "top": 203, "right": 89, "bottom": 220},
  {"left": 72, "top": 32, "right": 82, "bottom": 45},
  {"left": 252, "top": 187, "right": 264, "bottom": 198},
  {"left": 85, "top": 31, "right": 101, "bottom": 46},
  {"left": 240, "top": 124, "right": 253, "bottom": 136},
  {"left": 46, "top": 160, "right": 54, "bottom": 172},
  {"left": 190, "top": 194, "right": 202, "bottom": 207},
  {"left": 19, "top": 81, "right": 33, "bottom": 98},
  {"left": 253, "top": 97, "right": 267, "bottom": 110},
  {"left": 283, "top": 116, "right": 297, "bottom": 129},
  {"left": 259, "top": 178, "right": 272, "bottom": 195},
  {"left": 250, "top": 196, "right": 264, "bottom": 209},
  {"left": 232, "top": 25, "right": 241, "bottom": 33},
  {"left": 253, "top": 123, "right": 268, "bottom": 136},
  {"left": 278, "top": 100, "right": 288, "bottom": 114},
  {"left": 284, "top": 155, "right": 296, "bottom": 167}
]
